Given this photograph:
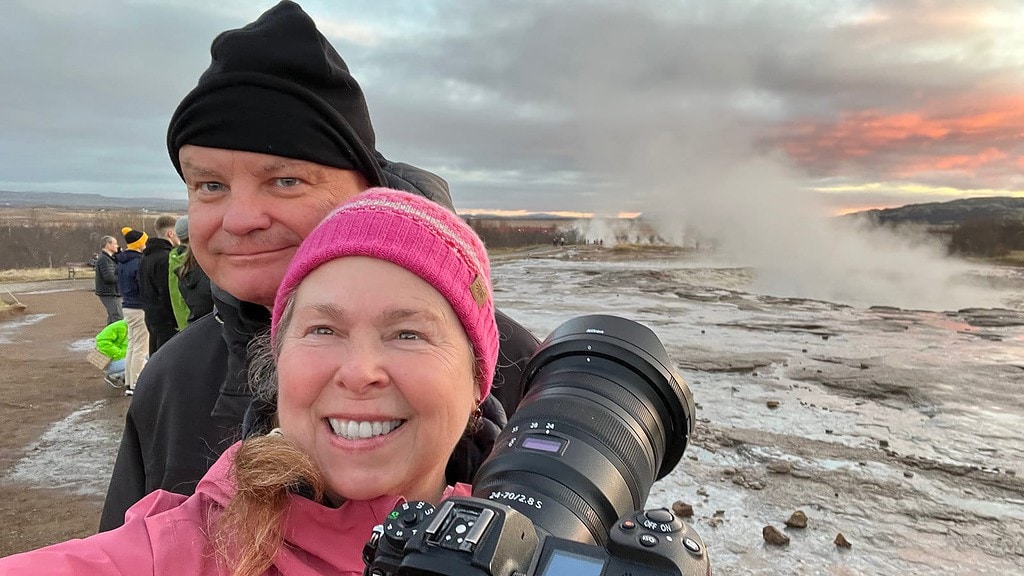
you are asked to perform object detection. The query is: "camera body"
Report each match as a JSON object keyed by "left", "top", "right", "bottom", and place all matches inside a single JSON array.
[
  {"left": 363, "top": 314, "right": 711, "bottom": 575},
  {"left": 363, "top": 496, "right": 710, "bottom": 576}
]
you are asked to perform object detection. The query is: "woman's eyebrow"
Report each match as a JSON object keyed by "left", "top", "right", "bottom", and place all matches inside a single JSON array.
[
  {"left": 379, "top": 308, "right": 443, "bottom": 325},
  {"left": 307, "top": 302, "right": 346, "bottom": 319}
]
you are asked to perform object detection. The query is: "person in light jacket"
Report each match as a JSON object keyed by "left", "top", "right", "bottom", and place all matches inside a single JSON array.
[{"left": 0, "top": 188, "right": 498, "bottom": 575}]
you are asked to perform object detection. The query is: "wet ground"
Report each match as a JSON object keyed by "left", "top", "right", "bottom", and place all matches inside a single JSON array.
[
  {"left": 492, "top": 246, "right": 1024, "bottom": 575},
  {"left": 0, "top": 283, "right": 126, "bottom": 556},
  {"left": 2, "top": 248, "right": 1023, "bottom": 573}
]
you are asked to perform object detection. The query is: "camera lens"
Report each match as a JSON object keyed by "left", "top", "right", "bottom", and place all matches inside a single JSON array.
[{"left": 472, "top": 315, "right": 694, "bottom": 545}]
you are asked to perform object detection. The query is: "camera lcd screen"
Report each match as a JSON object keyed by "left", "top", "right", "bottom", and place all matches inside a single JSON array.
[
  {"left": 539, "top": 549, "right": 605, "bottom": 576},
  {"left": 521, "top": 436, "right": 564, "bottom": 453}
]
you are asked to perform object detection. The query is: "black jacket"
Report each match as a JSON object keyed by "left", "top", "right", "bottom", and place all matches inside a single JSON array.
[
  {"left": 99, "top": 159, "right": 539, "bottom": 531},
  {"left": 99, "top": 289, "right": 539, "bottom": 531},
  {"left": 179, "top": 264, "right": 214, "bottom": 324},
  {"left": 140, "top": 237, "right": 177, "bottom": 353},
  {"left": 94, "top": 251, "right": 119, "bottom": 297}
]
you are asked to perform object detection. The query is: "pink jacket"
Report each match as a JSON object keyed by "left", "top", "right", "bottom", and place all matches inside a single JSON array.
[{"left": 0, "top": 442, "right": 471, "bottom": 575}]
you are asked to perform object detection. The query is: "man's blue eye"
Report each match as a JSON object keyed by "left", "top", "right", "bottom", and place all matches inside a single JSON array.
[
  {"left": 277, "top": 178, "right": 300, "bottom": 187},
  {"left": 199, "top": 182, "right": 224, "bottom": 192}
]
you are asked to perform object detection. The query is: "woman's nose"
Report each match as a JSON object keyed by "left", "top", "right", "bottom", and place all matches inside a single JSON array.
[{"left": 333, "top": 338, "right": 388, "bottom": 394}]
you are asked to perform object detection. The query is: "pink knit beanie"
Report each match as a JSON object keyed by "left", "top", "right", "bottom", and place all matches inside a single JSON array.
[{"left": 271, "top": 188, "right": 498, "bottom": 398}]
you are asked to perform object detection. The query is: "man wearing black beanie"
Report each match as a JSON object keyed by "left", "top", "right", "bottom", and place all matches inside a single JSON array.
[{"left": 99, "top": 1, "right": 539, "bottom": 531}]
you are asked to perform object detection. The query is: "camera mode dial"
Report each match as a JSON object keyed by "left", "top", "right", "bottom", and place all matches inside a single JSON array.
[{"left": 383, "top": 501, "right": 435, "bottom": 548}]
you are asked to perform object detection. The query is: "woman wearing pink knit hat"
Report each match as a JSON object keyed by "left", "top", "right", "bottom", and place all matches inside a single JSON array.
[{"left": 1, "top": 188, "right": 500, "bottom": 576}]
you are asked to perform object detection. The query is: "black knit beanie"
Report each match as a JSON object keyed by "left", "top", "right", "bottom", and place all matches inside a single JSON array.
[{"left": 167, "top": 1, "right": 384, "bottom": 186}]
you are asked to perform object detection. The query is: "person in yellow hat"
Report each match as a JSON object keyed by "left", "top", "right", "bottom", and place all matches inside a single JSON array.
[{"left": 116, "top": 226, "right": 150, "bottom": 395}]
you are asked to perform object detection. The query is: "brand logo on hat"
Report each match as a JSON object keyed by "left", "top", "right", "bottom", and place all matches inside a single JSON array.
[{"left": 469, "top": 275, "right": 489, "bottom": 307}]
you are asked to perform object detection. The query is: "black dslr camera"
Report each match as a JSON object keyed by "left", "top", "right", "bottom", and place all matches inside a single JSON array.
[{"left": 364, "top": 315, "right": 711, "bottom": 576}]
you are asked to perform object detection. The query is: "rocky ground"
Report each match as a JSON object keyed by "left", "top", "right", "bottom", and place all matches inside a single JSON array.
[{"left": 493, "top": 246, "right": 1024, "bottom": 574}]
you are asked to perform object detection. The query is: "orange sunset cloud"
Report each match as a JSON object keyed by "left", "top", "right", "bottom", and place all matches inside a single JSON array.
[{"left": 774, "top": 94, "right": 1024, "bottom": 187}]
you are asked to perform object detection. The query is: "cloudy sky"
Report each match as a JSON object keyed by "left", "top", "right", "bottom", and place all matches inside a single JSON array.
[{"left": 2, "top": 0, "right": 1023, "bottom": 216}]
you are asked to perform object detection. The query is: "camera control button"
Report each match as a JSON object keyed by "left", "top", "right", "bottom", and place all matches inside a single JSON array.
[
  {"left": 645, "top": 509, "right": 674, "bottom": 523},
  {"left": 684, "top": 537, "right": 702, "bottom": 555},
  {"left": 639, "top": 533, "right": 659, "bottom": 547},
  {"left": 620, "top": 519, "right": 637, "bottom": 531}
]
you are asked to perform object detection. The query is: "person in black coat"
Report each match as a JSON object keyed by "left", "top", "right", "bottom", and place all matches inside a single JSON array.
[
  {"left": 139, "top": 215, "right": 180, "bottom": 354},
  {"left": 99, "top": 1, "right": 539, "bottom": 531},
  {"left": 93, "top": 235, "right": 122, "bottom": 325}
]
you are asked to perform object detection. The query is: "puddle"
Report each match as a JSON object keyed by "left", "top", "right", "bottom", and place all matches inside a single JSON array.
[
  {"left": 18, "top": 288, "right": 79, "bottom": 296},
  {"left": 68, "top": 337, "right": 95, "bottom": 353},
  {"left": 0, "top": 313, "right": 53, "bottom": 344},
  {"left": 4, "top": 400, "right": 121, "bottom": 496}
]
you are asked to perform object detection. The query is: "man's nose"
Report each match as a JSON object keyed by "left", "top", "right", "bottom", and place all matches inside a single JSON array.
[{"left": 220, "top": 185, "right": 273, "bottom": 235}]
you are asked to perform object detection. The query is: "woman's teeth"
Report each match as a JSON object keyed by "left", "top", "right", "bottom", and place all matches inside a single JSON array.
[{"left": 327, "top": 418, "right": 404, "bottom": 440}]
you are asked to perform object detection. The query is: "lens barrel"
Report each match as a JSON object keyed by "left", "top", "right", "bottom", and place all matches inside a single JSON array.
[{"left": 473, "top": 315, "right": 694, "bottom": 545}]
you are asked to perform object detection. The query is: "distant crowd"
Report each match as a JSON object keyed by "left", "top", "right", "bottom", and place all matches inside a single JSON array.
[{"left": 91, "top": 215, "right": 212, "bottom": 394}]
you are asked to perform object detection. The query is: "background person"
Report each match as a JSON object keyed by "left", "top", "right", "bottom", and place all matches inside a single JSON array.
[
  {"left": 139, "top": 215, "right": 180, "bottom": 352},
  {"left": 116, "top": 227, "right": 149, "bottom": 395},
  {"left": 168, "top": 215, "right": 213, "bottom": 329},
  {"left": 93, "top": 235, "right": 122, "bottom": 326},
  {"left": 1, "top": 188, "right": 499, "bottom": 576},
  {"left": 99, "top": 0, "right": 538, "bottom": 531},
  {"left": 95, "top": 319, "right": 128, "bottom": 388}
]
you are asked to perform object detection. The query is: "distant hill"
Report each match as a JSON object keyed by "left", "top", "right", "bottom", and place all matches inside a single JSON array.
[
  {"left": 847, "top": 196, "right": 1024, "bottom": 225},
  {"left": 0, "top": 190, "right": 186, "bottom": 211}
]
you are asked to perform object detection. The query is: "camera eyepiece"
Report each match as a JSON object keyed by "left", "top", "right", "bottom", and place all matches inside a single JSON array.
[{"left": 473, "top": 315, "right": 695, "bottom": 546}]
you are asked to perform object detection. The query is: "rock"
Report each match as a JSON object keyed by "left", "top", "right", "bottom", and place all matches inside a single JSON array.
[
  {"left": 696, "top": 487, "right": 708, "bottom": 497},
  {"left": 784, "top": 510, "right": 807, "bottom": 528},
  {"left": 767, "top": 460, "right": 793, "bottom": 474},
  {"left": 825, "top": 429, "right": 834, "bottom": 434},
  {"left": 714, "top": 510, "right": 726, "bottom": 517},
  {"left": 723, "top": 467, "right": 737, "bottom": 476},
  {"left": 834, "top": 533, "right": 852, "bottom": 548},
  {"left": 879, "top": 439, "right": 890, "bottom": 448},
  {"left": 672, "top": 501, "right": 694, "bottom": 518},
  {"left": 1007, "top": 470, "right": 1017, "bottom": 476},
  {"left": 762, "top": 525, "right": 790, "bottom": 546},
  {"left": 904, "top": 471, "right": 914, "bottom": 478},
  {"left": 767, "top": 400, "right": 780, "bottom": 409}
]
